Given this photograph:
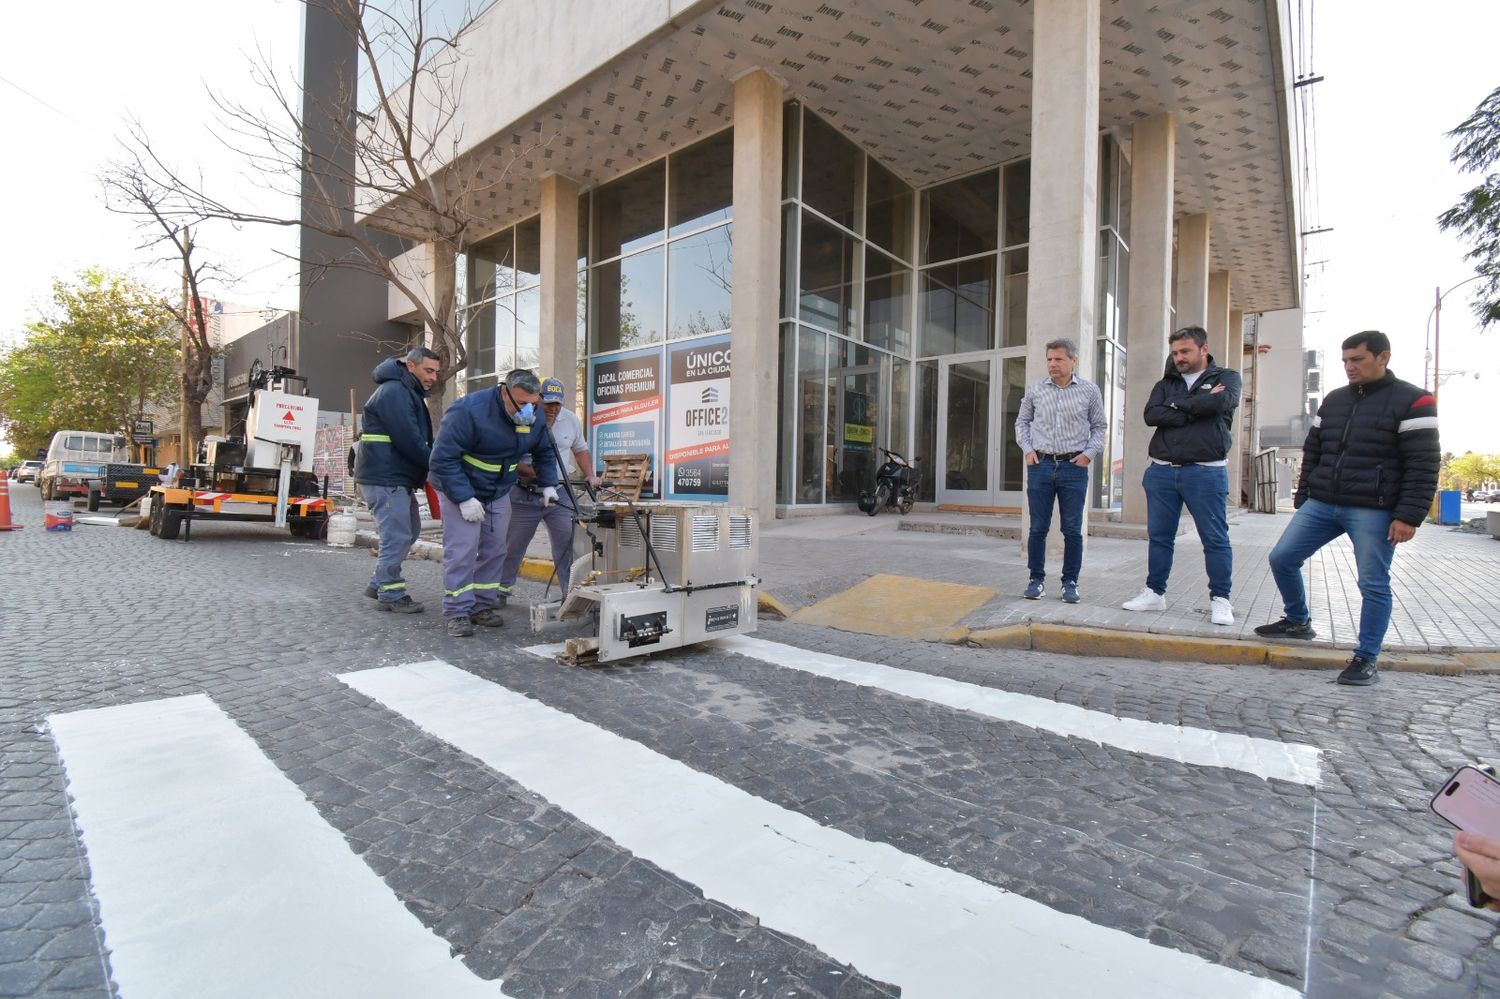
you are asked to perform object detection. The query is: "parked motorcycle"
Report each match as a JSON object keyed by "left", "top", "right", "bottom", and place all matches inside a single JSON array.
[{"left": 858, "top": 449, "right": 921, "bottom": 516}]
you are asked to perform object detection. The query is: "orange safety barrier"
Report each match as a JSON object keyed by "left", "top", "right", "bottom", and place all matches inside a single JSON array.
[{"left": 0, "top": 476, "right": 23, "bottom": 531}]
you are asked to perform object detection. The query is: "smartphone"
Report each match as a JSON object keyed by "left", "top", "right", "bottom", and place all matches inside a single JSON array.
[
  {"left": 1431, "top": 765, "right": 1500, "bottom": 908},
  {"left": 1432, "top": 765, "right": 1500, "bottom": 838}
]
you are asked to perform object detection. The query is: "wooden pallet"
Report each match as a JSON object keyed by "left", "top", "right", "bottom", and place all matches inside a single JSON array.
[{"left": 598, "top": 453, "right": 651, "bottom": 502}]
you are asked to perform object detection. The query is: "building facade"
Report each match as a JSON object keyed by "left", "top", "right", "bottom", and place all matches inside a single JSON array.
[{"left": 349, "top": 0, "right": 1302, "bottom": 524}]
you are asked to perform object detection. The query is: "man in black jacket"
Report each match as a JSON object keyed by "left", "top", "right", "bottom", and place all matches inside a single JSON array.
[
  {"left": 354, "top": 347, "right": 440, "bottom": 613},
  {"left": 1123, "top": 325, "right": 1242, "bottom": 625},
  {"left": 1254, "top": 331, "right": 1439, "bottom": 686}
]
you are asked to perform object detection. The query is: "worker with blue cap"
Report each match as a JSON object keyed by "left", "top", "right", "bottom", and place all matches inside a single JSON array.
[{"left": 498, "top": 376, "right": 600, "bottom": 603}]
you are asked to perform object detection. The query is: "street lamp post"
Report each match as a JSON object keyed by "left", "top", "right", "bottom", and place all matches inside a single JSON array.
[{"left": 1426, "top": 273, "right": 1486, "bottom": 405}]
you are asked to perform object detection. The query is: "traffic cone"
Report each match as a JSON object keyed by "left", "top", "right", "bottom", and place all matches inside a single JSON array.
[{"left": 0, "top": 477, "right": 23, "bottom": 531}]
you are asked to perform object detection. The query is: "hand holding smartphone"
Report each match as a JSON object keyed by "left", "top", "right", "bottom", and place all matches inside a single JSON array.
[{"left": 1431, "top": 765, "right": 1500, "bottom": 909}]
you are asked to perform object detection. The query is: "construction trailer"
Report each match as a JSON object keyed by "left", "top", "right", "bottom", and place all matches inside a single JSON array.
[{"left": 143, "top": 364, "right": 329, "bottom": 541}]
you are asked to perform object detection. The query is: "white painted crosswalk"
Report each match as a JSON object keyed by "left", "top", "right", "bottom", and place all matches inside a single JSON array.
[
  {"left": 48, "top": 694, "right": 505, "bottom": 999},
  {"left": 344, "top": 659, "right": 1300, "bottom": 999},
  {"left": 528, "top": 636, "right": 1322, "bottom": 784}
]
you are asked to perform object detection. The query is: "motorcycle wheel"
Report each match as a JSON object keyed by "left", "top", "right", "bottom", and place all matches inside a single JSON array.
[
  {"left": 870, "top": 480, "right": 892, "bottom": 516},
  {"left": 897, "top": 487, "right": 915, "bottom": 515}
]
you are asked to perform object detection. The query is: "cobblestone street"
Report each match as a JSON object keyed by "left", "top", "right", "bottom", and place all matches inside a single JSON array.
[{"left": 3, "top": 482, "right": 1500, "bottom": 997}]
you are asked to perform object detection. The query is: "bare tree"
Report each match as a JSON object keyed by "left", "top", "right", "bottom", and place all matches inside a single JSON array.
[
  {"left": 114, "top": 0, "right": 544, "bottom": 421},
  {"left": 103, "top": 159, "right": 220, "bottom": 462}
]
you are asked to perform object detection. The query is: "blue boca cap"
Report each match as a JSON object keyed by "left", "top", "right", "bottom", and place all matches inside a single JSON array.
[{"left": 540, "top": 377, "right": 566, "bottom": 403}]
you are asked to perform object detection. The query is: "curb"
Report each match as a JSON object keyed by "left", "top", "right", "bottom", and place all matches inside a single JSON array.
[{"left": 954, "top": 622, "right": 1488, "bottom": 677}]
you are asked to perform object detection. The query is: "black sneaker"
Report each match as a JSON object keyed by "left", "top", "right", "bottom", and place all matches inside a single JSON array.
[
  {"left": 364, "top": 586, "right": 378, "bottom": 599},
  {"left": 1254, "top": 617, "right": 1316, "bottom": 640},
  {"left": 1337, "top": 655, "right": 1379, "bottom": 686},
  {"left": 472, "top": 607, "right": 505, "bottom": 627},
  {"left": 446, "top": 615, "right": 475, "bottom": 637},
  {"left": 377, "top": 594, "right": 423, "bottom": 614}
]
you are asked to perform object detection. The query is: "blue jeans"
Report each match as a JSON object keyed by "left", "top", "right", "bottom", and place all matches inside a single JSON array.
[
  {"left": 360, "top": 484, "right": 420, "bottom": 602},
  {"left": 1143, "top": 463, "right": 1232, "bottom": 599},
  {"left": 1026, "top": 458, "right": 1088, "bottom": 584},
  {"left": 1268, "top": 498, "right": 1396, "bottom": 662},
  {"left": 501, "top": 489, "right": 576, "bottom": 595}
]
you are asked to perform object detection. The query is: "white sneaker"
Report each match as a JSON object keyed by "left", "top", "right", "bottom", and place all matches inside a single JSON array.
[
  {"left": 1122, "top": 588, "right": 1166, "bottom": 612},
  {"left": 1210, "top": 596, "right": 1234, "bottom": 626}
]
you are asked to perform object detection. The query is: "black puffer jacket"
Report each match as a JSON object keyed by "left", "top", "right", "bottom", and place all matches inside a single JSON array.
[
  {"left": 1143, "top": 354, "right": 1243, "bottom": 464},
  {"left": 1296, "top": 371, "right": 1439, "bottom": 526}
]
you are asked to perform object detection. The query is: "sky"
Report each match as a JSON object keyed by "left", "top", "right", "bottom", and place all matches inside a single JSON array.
[{"left": 1, "top": 1, "right": 1498, "bottom": 454}]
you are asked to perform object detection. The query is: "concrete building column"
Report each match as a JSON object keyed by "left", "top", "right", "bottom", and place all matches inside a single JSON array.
[
  {"left": 1175, "top": 214, "right": 1211, "bottom": 330},
  {"left": 1206, "top": 270, "right": 1238, "bottom": 507},
  {"left": 727, "top": 69, "right": 783, "bottom": 522},
  {"left": 539, "top": 174, "right": 580, "bottom": 398},
  {"left": 1021, "top": 0, "right": 1100, "bottom": 561},
  {"left": 1120, "top": 113, "right": 1175, "bottom": 525},
  {"left": 1228, "top": 305, "right": 1246, "bottom": 506}
]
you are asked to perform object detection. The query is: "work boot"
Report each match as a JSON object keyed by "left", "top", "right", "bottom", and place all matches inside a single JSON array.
[
  {"left": 1061, "top": 582, "right": 1080, "bottom": 604},
  {"left": 471, "top": 607, "right": 505, "bottom": 628},
  {"left": 1023, "top": 580, "right": 1045, "bottom": 600},
  {"left": 1254, "top": 617, "right": 1316, "bottom": 640},
  {"left": 446, "top": 615, "right": 475, "bottom": 638},
  {"left": 1336, "top": 655, "right": 1379, "bottom": 686},
  {"left": 364, "top": 585, "right": 378, "bottom": 599},
  {"left": 378, "top": 595, "right": 423, "bottom": 614}
]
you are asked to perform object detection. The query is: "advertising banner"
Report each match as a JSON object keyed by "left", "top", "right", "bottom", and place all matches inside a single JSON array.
[
  {"left": 665, "top": 334, "right": 731, "bottom": 500},
  {"left": 589, "top": 345, "right": 664, "bottom": 494}
]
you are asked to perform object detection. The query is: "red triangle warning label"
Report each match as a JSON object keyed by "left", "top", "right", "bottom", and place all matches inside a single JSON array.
[{"left": 281, "top": 411, "right": 296, "bottom": 423}]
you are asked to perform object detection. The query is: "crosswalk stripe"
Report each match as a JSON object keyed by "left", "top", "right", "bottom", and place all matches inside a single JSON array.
[
  {"left": 342, "top": 660, "right": 1300, "bottom": 999},
  {"left": 706, "top": 636, "right": 1321, "bottom": 785},
  {"left": 48, "top": 694, "right": 504, "bottom": 999}
]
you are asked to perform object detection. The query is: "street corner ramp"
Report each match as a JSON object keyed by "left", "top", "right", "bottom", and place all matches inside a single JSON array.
[{"left": 790, "top": 573, "right": 998, "bottom": 641}]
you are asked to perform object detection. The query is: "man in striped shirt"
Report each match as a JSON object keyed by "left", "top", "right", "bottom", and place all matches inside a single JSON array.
[
  {"left": 1014, "top": 338, "right": 1108, "bottom": 603},
  {"left": 1253, "top": 330, "right": 1440, "bottom": 686}
]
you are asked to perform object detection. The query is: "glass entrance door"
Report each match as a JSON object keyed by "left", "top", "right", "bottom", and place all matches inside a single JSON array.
[{"left": 936, "top": 351, "right": 1027, "bottom": 507}]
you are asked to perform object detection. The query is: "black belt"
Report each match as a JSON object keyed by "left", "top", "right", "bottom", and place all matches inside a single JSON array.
[{"left": 1037, "top": 451, "right": 1081, "bottom": 462}]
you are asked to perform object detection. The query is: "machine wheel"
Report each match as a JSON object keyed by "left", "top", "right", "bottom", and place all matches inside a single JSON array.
[
  {"left": 869, "top": 481, "right": 891, "bottom": 516},
  {"left": 87, "top": 489, "right": 101, "bottom": 512},
  {"left": 897, "top": 487, "right": 915, "bottom": 515},
  {"left": 157, "top": 504, "right": 185, "bottom": 541}
]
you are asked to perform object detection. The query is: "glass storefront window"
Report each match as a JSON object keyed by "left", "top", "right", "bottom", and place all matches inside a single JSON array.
[
  {"left": 668, "top": 224, "right": 733, "bottom": 338},
  {"left": 514, "top": 286, "right": 541, "bottom": 371},
  {"left": 888, "top": 357, "right": 910, "bottom": 465},
  {"left": 799, "top": 214, "right": 857, "bottom": 336},
  {"left": 916, "top": 360, "right": 938, "bottom": 501},
  {"left": 592, "top": 159, "right": 666, "bottom": 260},
  {"left": 864, "top": 249, "right": 912, "bottom": 356},
  {"left": 921, "top": 170, "right": 998, "bottom": 264},
  {"left": 468, "top": 229, "right": 514, "bottom": 303},
  {"left": 1000, "top": 357, "right": 1027, "bottom": 491},
  {"left": 828, "top": 339, "right": 879, "bottom": 502},
  {"left": 465, "top": 300, "right": 496, "bottom": 377},
  {"left": 796, "top": 327, "right": 828, "bottom": 504},
  {"left": 801, "top": 113, "right": 860, "bottom": 230},
  {"left": 944, "top": 360, "right": 990, "bottom": 493},
  {"left": 669, "top": 129, "right": 733, "bottom": 236},
  {"left": 782, "top": 102, "right": 801, "bottom": 201},
  {"left": 515, "top": 217, "right": 542, "bottom": 288},
  {"left": 920, "top": 258, "right": 994, "bottom": 356},
  {"left": 1001, "top": 249, "right": 1028, "bottom": 348},
  {"left": 1003, "top": 162, "right": 1030, "bottom": 248},
  {"left": 866, "top": 158, "right": 914, "bottom": 261},
  {"left": 591, "top": 246, "right": 665, "bottom": 352}
]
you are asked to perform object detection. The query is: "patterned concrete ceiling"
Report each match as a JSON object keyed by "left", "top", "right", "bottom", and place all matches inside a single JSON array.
[{"left": 389, "top": 0, "right": 1297, "bottom": 312}]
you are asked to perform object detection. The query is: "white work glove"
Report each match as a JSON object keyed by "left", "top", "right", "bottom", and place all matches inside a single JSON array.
[
  {"left": 459, "top": 498, "right": 485, "bottom": 522},
  {"left": 541, "top": 486, "right": 559, "bottom": 507}
]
